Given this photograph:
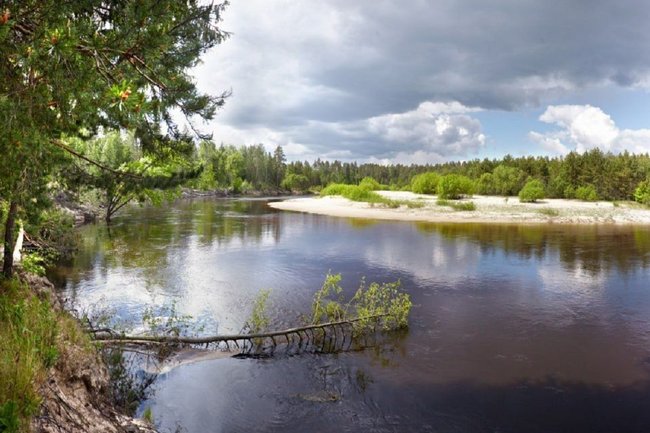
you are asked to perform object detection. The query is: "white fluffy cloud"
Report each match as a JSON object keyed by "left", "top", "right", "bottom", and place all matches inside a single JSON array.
[
  {"left": 530, "top": 105, "right": 650, "bottom": 155},
  {"left": 209, "top": 101, "right": 486, "bottom": 163}
]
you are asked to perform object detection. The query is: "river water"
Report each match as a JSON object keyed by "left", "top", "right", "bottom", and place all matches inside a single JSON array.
[{"left": 53, "top": 197, "right": 650, "bottom": 433}]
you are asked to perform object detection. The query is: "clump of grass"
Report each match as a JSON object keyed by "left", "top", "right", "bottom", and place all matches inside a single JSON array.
[
  {"left": 436, "top": 198, "right": 476, "bottom": 211},
  {"left": 389, "top": 199, "right": 425, "bottom": 209},
  {"left": 142, "top": 407, "right": 153, "bottom": 423},
  {"left": 538, "top": 207, "right": 559, "bottom": 217},
  {"left": 247, "top": 289, "right": 271, "bottom": 333},
  {"left": 0, "top": 279, "right": 59, "bottom": 433},
  {"left": 450, "top": 201, "right": 476, "bottom": 211}
]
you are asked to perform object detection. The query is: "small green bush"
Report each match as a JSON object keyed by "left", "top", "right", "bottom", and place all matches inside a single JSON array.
[
  {"left": 634, "top": 179, "right": 650, "bottom": 205},
  {"left": 575, "top": 185, "right": 599, "bottom": 201},
  {"left": 437, "top": 174, "right": 474, "bottom": 199},
  {"left": 358, "top": 177, "right": 383, "bottom": 191},
  {"left": 321, "top": 183, "right": 385, "bottom": 204},
  {"left": 410, "top": 172, "right": 441, "bottom": 194},
  {"left": 20, "top": 253, "right": 47, "bottom": 276},
  {"left": 518, "top": 179, "right": 545, "bottom": 203},
  {"left": 320, "top": 183, "right": 348, "bottom": 196}
]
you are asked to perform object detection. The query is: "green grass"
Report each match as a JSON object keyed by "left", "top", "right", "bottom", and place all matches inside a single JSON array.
[
  {"left": 0, "top": 278, "right": 94, "bottom": 433},
  {"left": 321, "top": 183, "right": 424, "bottom": 209},
  {"left": 0, "top": 279, "right": 59, "bottom": 432},
  {"left": 436, "top": 199, "right": 476, "bottom": 211},
  {"left": 450, "top": 201, "right": 476, "bottom": 211},
  {"left": 538, "top": 207, "right": 560, "bottom": 217}
]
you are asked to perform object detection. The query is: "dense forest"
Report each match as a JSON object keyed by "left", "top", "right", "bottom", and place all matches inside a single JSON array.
[{"left": 189, "top": 140, "right": 650, "bottom": 203}]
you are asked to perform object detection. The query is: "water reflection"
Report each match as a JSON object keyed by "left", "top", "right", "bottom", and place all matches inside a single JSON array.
[
  {"left": 52, "top": 198, "right": 650, "bottom": 432},
  {"left": 416, "top": 222, "right": 650, "bottom": 275}
]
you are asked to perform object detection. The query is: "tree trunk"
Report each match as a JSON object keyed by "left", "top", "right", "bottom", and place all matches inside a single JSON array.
[{"left": 2, "top": 201, "right": 19, "bottom": 279}]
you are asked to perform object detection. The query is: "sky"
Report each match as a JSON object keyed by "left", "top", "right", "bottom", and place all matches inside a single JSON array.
[{"left": 191, "top": 0, "right": 650, "bottom": 164}]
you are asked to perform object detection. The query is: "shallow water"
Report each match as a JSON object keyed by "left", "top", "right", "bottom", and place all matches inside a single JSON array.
[{"left": 53, "top": 197, "right": 650, "bottom": 432}]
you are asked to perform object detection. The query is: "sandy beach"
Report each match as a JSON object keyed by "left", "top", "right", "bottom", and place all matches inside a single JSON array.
[{"left": 268, "top": 191, "right": 650, "bottom": 225}]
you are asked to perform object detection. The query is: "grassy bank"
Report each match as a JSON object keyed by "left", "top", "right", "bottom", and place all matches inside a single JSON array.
[{"left": 0, "top": 278, "right": 90, "bottom": 432}]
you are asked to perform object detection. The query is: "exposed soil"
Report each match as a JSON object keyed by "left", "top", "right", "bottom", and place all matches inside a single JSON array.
[{"left": 23, "top": 273, "right": 157, "bottom": 433}]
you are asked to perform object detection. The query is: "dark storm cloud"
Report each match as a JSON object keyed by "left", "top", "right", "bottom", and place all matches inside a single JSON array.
[{"left": 196, "top": 0, "right": 650, "bottom": 161}]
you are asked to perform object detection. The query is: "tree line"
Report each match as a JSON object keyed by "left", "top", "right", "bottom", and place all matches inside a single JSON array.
[{"left": 191, "top": 143, "right": 650, "bottom": 202}]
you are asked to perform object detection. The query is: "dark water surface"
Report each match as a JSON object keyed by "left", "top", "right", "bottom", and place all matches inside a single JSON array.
[{"left": 53, "top": 198, "right": 650, "bottom": 433}]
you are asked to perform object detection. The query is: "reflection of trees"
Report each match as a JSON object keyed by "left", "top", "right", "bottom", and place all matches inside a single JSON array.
[
  {"left": 416, "top": 222, "right": 650, "bottom": 275},
  {"left": 347, "top": 218, "right": 379, "bottom": 230},
  {"left": 60, "top": 198, "right": 282, "bottom": 285},
  {"left": 191, "top": 199, "right": 281, "bottom": 246}
]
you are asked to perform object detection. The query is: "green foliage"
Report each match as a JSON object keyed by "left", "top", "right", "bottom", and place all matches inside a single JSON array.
[
  {"left": 142, "top": 407, "right": 154, "bottom": 424},
  {"left": 475, "top": 172, "right": 495, "bottom": 195},
  {"left": 311, "top": 274, "right": 346, "bottom": 324},
  {"left": 142, "top": 302, "right": 193, "bottom": 338},
  {"left": 28, "top": 208, "right": 78, "bottom": 261},
  {"left": 350, "top": 280, "right": 412, "bottom": 331},
  {"left": 269, "top": 148, "right": 650, "bottom": 202},
  {"left": 248, "top": 289, "right": 271, "bottom": 333},
  {"left": 0, "top": 0, "right": 230, "bottom": 274},
  {"left": 410, "top": 172, "right": 441, "bottom": 194},
  {"left": 450, "top": 201, "right": 476, "bottom": 211},
  {"left": 491, "top": 165, "right": 527, "bottom": 196},
  {"left": 634, "top": 179, "right": 650, "bottom": 205},
  {"left": 66, "top": 131, "right": 198, "bottom": 222},
  {"left": 310, "top": 273, "right": 412, "bottom": 333},
  {"left": 518, "top": 179, "right": 546, "bottom": 203},
  {"left": 320, "top": 183, "right": 422, "bottom": 209},
  {"left": 103, "top": 347, "right": 156, "bottom": 415},
  {"left": 538, "top": 208, "right": 560, "bottom": 217},
  {"left": 321, "top": 183, "right": 385, "bottom": 203},
  {"left": 437, "top": 174, "right": 474, "bottom": 199},
  {"left": 0, "top": 279, "right": 59, "bottom": 432},
  {"left": 281, "top": 173, "right": 310, "bottom": 192},
  {"left": 436, "top": 199, "right": 450, "bottom": 206},
  {"left": 563, "top": 185, "right": 576, "bottom": 199},
  {"left": 436, "top": 199, "right": 476, "bottom": 211},
  {"left": 0, "top": 400, "right": 19, "bottom": 433},
  {"left": 19, "top": 253, "right": 47, "bottom": 276},
  {"left": 358, "top": 177, "right": 383, "bottom": 191},
  {"left": 575, "top": 185, "right": 599, "bottom": 202}
]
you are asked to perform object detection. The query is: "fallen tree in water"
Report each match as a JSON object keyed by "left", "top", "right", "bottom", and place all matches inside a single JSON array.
[
  {"left": 93, "top": 314, "right": 389, "bottom": 354},
  {"left": 91, "top": 273, "right": 413, "bottom": 357}
]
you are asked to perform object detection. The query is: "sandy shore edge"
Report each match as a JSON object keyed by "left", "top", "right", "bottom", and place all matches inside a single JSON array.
[{"left": 268, "top": 191, "right": 650, "bottom": 225}]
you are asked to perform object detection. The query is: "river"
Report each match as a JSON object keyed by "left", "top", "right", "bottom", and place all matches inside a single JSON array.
[{"left": 52, "top": 197, "right": 650, "bottom": 433}]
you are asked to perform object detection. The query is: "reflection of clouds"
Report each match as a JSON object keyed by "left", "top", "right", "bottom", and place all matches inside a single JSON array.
[
  {"left": 538, "top": 265, "right": 606, "bottom": 297},
  {"left": 65, "top": 265, "right": 161, "bottom": 324},
  {"left": 361, "top": 225, "right": 481, "bottom": 285}
]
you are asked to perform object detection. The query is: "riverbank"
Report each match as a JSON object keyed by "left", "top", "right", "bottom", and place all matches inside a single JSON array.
[
  {"left": 0, "top": 273, "right": 156, "bottom": 433},
  {"left": 268, "top": 191, "right": 650, "bottom": 224}
]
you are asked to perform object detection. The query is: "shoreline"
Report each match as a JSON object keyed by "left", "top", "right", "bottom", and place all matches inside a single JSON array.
[{"left": 268, "top": 191, "right": 650, "bottom": 225}]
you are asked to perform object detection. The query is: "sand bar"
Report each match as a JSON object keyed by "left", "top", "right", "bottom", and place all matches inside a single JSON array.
[{"left": 268, "top": 191, "right": 650, "bottom": 225}]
